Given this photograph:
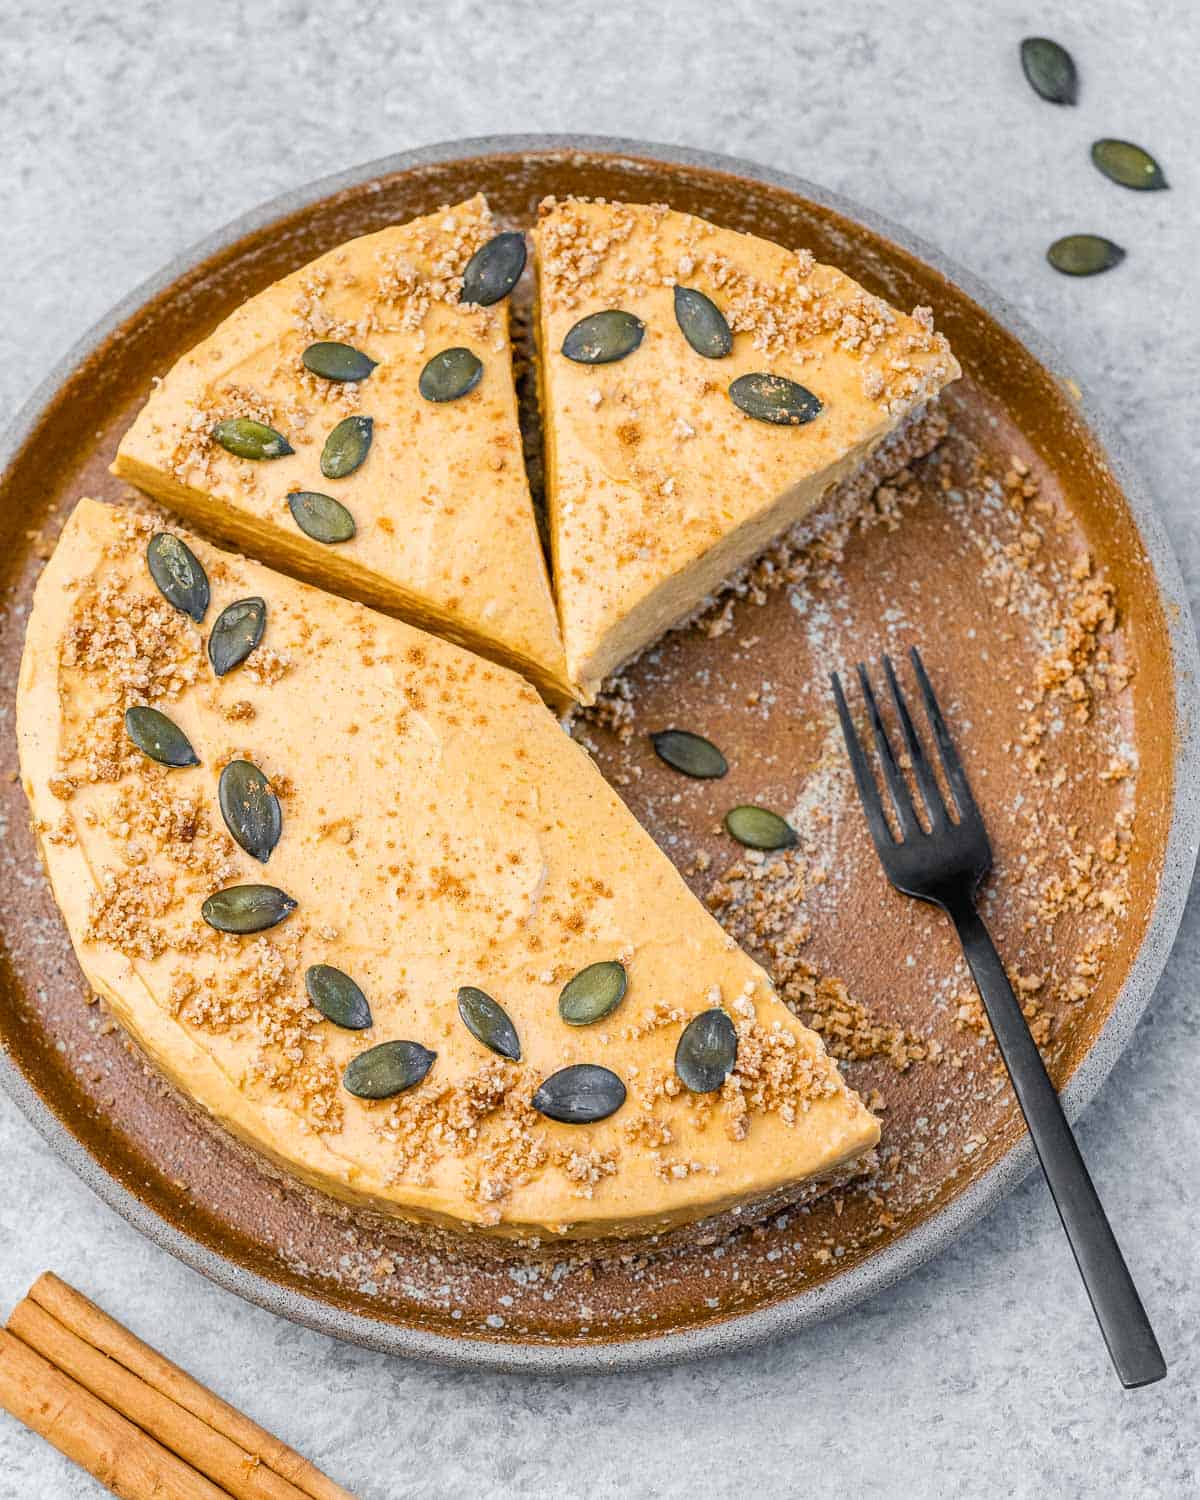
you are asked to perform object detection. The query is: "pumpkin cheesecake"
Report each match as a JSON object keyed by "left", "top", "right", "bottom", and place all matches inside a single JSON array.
[
  {"left": 18, "top": 499, "right": 879, "bottom": 1240},
  {"left": 532, "top": 197, "right": 961, "bottom": 700},
  {"left": 112, "top": 195, "right": 573, "bottom": 704}
]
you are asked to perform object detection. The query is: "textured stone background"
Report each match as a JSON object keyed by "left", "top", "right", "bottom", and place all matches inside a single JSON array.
[{"left": 1, "top": 1, "right": 1197, "bottom": 1495}]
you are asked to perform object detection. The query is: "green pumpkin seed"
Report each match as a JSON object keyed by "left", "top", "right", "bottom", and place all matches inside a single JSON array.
[
  {"left": 1019, "top": 37, "right": 1078, "bottom": 105},
  {"left": 146, "top": 533, "right": 209, "bottom": 622},
  {"left": 212, "top": 417, "right": 293, "bottom": 461},
  {"left": 320, "top": 415, "right": 373, "bottom": 478},
  {"left": 201, "top": 884, "right": 296, "bottom": 934},
  {"left": 1046, "top": 235, "right": 1126, "bottom": 277},
  {"left": 288, "top": 491, "right": 356, "bottom": 544},
  {"left": 419, "top": 347, "right": 484, "bottom": 403},
  {"left": 124, "top": 706, "right": 199, "bottom": 768},
  {"left": 461, "top": 231, "right": 527, "bottom": 306},
  {"left": 729, "top": 373, "right": 822, "bottom": 427},
  {"left": 457, "top": 986, "right": 521, "bottom": 1060},
  {"left": 675, "top": 1009, "right": 738, "bottom": 1093},
  {"left": 559, "top": 960, "right": 627, "bottom": 1026},
  {"left": 1091, "top": 139, "right": 1167, "bottom": 191},
  {"left": 724, "top": 805, "right": 797, "bottom": 850},
  {"left": 532, "top": 1064, "right": 626, "bottom": 1124},
  {"left": 673, "top": 286, "right": 733, "bottom": 359},
  {"left": 650, "top": 729, "right": 728, "bottom": 779},
  {"left": 305, "top": 965, "right": 373, "bottom": 1030},
  {"left": 562, "top": 310, "right": 645, "bottom": 365},
  {"left": 302, "top": 341, "right": 377, "bottom": 382},
  {"left": 218, "top": 760, "right": 281, "bottom": 864},
  {"left": 207, "top": 597, "right": 266, "bottom": 676},
  {"left": 343, "top": 1040, "right": 436, "bottom": 1099}
]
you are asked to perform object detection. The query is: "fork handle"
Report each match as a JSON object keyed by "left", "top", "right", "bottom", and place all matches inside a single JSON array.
[{"left": 946, "top": 897, "right": 1166, "bottom": 1388}]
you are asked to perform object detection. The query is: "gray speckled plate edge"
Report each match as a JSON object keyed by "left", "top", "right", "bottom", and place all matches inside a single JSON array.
[{"left": 2, "top": 134, "right": 1198, "bottom": 1374}]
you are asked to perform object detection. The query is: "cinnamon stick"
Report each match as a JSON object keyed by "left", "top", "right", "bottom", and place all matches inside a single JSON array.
[
  {"left": 26, "top": 1274, "right": 352, "bottom": 1500},
  {"left": 0, "top": 1328, "right": 228, "bottom": 1500}
]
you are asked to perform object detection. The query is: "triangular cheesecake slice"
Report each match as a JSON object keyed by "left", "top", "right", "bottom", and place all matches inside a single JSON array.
[
  {"left": 113, "top": 195, "right": 572, "bottom": 704},
  {"left": 533, "top": 197, "right": 962, "bottom": 700},
  {"left": 19, "top": 499, "right": 878, "bottom": 1239}
]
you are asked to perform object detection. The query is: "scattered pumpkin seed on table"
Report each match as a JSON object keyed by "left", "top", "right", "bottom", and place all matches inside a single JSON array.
[
  {"left": 344, "top": 1040, "right": 436, "bottom": 1099},
  {"left": 208, "top": 597, "right": 266, "bottom": 676},
  {"left": 306, "top": 965, "right": 373, "bottom": 1030},
  {"left": 212, "top": 418, "right": 293, "bottom": 461},
  {"left": 559, "top": 960, "right": 628, "bottom": 1026},
  {"left": 302, "top": 341, "right": 377, "bottom": 382},
  {"left": 532, "top": 1064, "right": 626, "bottom": 1124},
  {"left": 201, "top": 884, "right": 296, "bottom": 934},
  {"left": 124, "top": 706, "right": 199, "bottom": 768},
  {"left": 419, "top": 347, "right": 483, "bottom": 403},
  {"left": 147, "top": 533, "right": 209, "bottom": 622},
  {"left": 1047, "top": 235, "right": 1126, "bottom": 277},
  {"left": 320, "top": 415, "right": 373, "bottom": 478},
  {"left": 461, "top": 231, "right": 527, "bottom": 306},
  {"left": 562, "top": 310, "right": 645, "bottom": 365},
  {"left": 724, "top": 805, "right": 798, "bottom": 850},
  {"left": 729, "top": 373, "right": 822, "bottom": 426},
  {"left": 288, "top": 491, "right": 356, "bottom": 544},
  {"left": 650, "top": 729, "right": 727, "bottom": 780},
  {"left": 218, "top": 760, "right": 281, "bottom": 863},
  {"left": 1091, "top": 139, "right": 1167, "bottom": 191},
  {"left": 457, "top": 986, "right": 521, "bottom": 1060},
  {"left": 673, "top": 286, "right": 732, "bottom": 358},
  {"left": 675, "top": 1009, "right": 738, "bottom": 1093},
  {"left": 1019, "top": 36, "right": 1078, "bottom": 105}
]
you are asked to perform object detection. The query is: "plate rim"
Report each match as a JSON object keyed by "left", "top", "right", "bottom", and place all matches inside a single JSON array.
[{"left": 3, "top": 131, "right": 1198, "bottom": 1374}]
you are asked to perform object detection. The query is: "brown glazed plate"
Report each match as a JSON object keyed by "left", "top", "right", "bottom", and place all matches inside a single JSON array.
[{"left": 1, "top": 136, "right": 1198, "bottom": 1373}]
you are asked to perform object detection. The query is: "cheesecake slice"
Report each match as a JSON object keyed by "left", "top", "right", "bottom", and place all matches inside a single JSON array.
[
  {"left": 113, "top": 195, "right": 572, "bottom": 704},
  {"left": 19, "top": 499, "right": 879, "bottom": 1240},
  {"left": 533, "top": 197, "right": 961, "bottom": 700}
]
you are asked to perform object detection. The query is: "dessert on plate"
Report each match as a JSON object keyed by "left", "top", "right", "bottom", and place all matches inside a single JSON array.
[{"left": 18, "top": 500, "right": 880, "bottom": 1239}]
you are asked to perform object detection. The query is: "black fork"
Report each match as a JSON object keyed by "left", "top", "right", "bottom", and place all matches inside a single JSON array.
[{"left": 832, "top": 647, "right": 1165, "bottom": 1389}]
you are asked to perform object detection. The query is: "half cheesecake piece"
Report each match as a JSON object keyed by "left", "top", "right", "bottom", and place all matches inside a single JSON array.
[
  {"left": 533, "top": 197, "right": 962, "bottom": 701},
  {"left": 19, "top": 499, "right": 879, "bottom": 1241},
  {"left": 113, "top": 195, "right": 572, "bottom": 704}
]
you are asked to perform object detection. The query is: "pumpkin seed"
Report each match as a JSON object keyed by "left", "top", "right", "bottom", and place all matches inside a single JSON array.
[
  {"left": 201, "top": 884, "right": 296, "bottom": 934},
  {"left": 461, "top": 231, "right": 527, "bottom": 306},
  {"left": 419, "top": 347, "right": 483, "bottom": 403},
  {"left": 146, "top": 533, "right": 209, "bottom": 622},
  {"left": 532, "top": 1064, "right": 626, "bottom": 1124},
  {"left": 207, "top": 597, "right": 266, "bottom": 675},
  {"left": 305, "top": 965, "right": 373, "bottom": 1030},
  {"left": 212, "top": 417, "right": 293, "bottom": 461},
  {"left": 559, "top": 961, "right": 628, "bottom": 1026},
  {"left": 724, "top": 805, "right": 798, "bottom": 850},
  {"left": 1047, "top": 234, "right": 1126, "bottom": 277},
  {"left": 1091, "top": 139, "right": 1167, "bottom": 191},
  {"left": 302, "top": 340, "right": 377, "bottom": 382},
  {"left": 561, "top": 310, "right": 644, "bottom": 365},
  {"left": 343, "top": 1040, "right": 436, "bottom": 1099},
  {"left": 218, "top": 760, "right": 281, "bottom": 863},
  {"left": 320, "top": 415, "right": 373, "bottom": 478},
  {"left": 650, "top": 729, "right": 728, "bottom": 780},
  {"left": 673, "top": 286, "right": 733, "bottom": 358},
  {"left": 675, "top": 1009, "right": 738, "bottom": 1093},
  {"left": 457, "top": 986, "right": 521, "bottom": 1061},
  {"left": 124, "top": 706, "right": 199, "bottom": 768},
  {"left": 1019, "top": 37, "right": 1078, "bottom": 105},
  {"left": 288, "top": 491, "right": 356, "bottom": 544},
  {"left": 729, "top": 373, "right": 822, "bottom": 426}
]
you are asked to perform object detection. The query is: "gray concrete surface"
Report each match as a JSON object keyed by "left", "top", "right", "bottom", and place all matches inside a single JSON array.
[{"left": 1, "top": 1, "right": 1197, "bottom": 1495}]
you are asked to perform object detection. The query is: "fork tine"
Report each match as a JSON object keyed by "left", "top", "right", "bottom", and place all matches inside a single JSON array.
[
  {"left": 909, "top": 647, "right": 980, "bottom": 823},
  {"left": 831, "top": 671, "right": 895, "bottom": 848},
  {"left": 856, "top": 664, "right": 922, "bottom": 840},
  {"left": 883, "top": 654, "right": 949, "bottom": 829}
]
